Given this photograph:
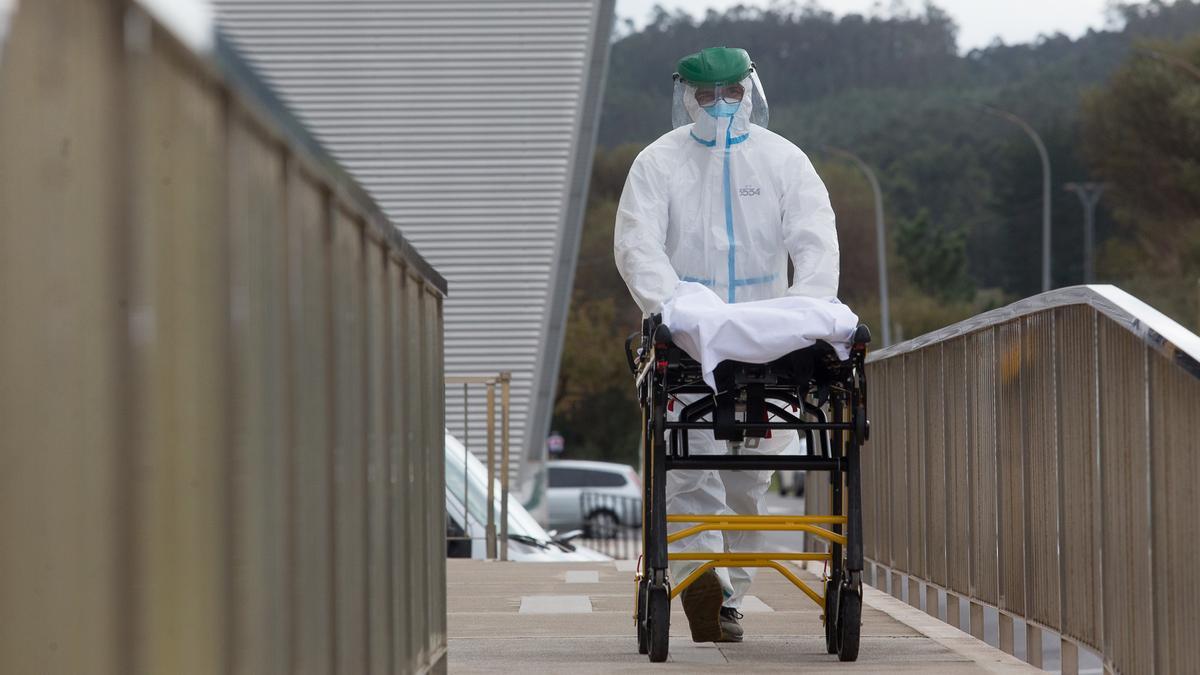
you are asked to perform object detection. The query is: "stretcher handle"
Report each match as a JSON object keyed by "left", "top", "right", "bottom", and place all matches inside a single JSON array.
[
  {"left": 852, "top": 323, "right": 872, "bottom": 349},
  {"left": 625, "top": 331, "right": 642, "bottom": 375}
]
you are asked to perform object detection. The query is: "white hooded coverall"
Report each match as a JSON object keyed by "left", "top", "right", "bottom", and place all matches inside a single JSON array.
[{"left": 613, "top": 74, "right": 839, "bottom": 608}]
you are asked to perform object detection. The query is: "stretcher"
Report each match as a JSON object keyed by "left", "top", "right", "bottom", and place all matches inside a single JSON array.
[{"left": 625, "top": 314, "right": 872, "bottom": 663}]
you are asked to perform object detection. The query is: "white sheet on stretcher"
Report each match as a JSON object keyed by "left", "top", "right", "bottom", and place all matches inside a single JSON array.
[{"left": 661, "top": 281, "right": 860, "bottom": 392}]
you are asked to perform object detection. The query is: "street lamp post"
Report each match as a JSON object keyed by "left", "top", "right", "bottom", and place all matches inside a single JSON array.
[
  {"left": 1063, "top": 182, "right": 1105, "bottom": 284},
  {"left": 824, "top": 146, "right": 891, "bottom": 346},
  {"left": 979, "top": 104, "right": 1053, "bottom": 293}
]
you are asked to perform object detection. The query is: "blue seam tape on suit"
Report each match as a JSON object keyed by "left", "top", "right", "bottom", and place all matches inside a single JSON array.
[
  {"left": 723, "top": 126, "right": 736, "bottom": 302},
  {"left": 733, "top": 273, "right": 778, "bottom": 287},
  {"left": 680, "top": 273, "right": 777, "bottom": 289},
  {"left": 689, "top": 130, "right": 749, "bottom": 147},
  {"left": 686, "top": 124, "right": 753, "bottom": 301}
]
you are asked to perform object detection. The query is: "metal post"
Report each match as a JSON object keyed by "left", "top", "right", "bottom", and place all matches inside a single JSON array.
[
  {"left": 980, "top": 105, "right": 1053, "bottom": 292},
  {"left": 824, "top": 146, "right": 891, "bottom": 346},
  {"left": 1026, "top": 623, "right": 1044, "bottom": 667},
  {"left": 969, "top": 601, "right": 985, "bottom": 640},
  {"left": 461, "top": 383, "right": 470, "bottom": 539},
  {"left": 999, "top": 613, "right": 1014, "bottom": 654},
  {"left": 485, "top": 382, "right": 497, "bottom": 560},
  {"left": 947, "top": 592, "right": 961, "bottom": 630},
  {"left": 1063, "top": 182, "right": 1105, "bottom": 284},
  {"left": 499, "top": 372, "right": 511, "bottom": 562},
  {"left": 1061, "top": 638, "right": 1080, "bottom": 675}
]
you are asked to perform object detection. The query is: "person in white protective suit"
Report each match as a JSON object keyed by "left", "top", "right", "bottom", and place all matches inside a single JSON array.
[{"left": 613, "top": 47, "right": 839, "bottom": 643}]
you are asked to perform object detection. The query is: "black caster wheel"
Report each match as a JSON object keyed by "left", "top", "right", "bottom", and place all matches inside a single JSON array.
[
  {"left": 823, "top": 577, "right": 839, "bottom": 654},
  {"left": 836, "top": 579, "right": 862, "bottom": 662},
  {"left": 637, "top": 579, "right": 648, "bottom": 654},
  {"left": 647, "top": 584, "right": 670, "bottom": 663}
]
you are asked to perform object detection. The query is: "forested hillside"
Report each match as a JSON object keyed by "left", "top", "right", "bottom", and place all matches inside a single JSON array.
[{"left": 553, "top": 1, "right": 1200, "bottom": 464}]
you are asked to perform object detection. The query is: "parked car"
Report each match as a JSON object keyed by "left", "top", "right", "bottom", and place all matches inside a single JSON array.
[
  {"left": 446, "top": 434, "right": 608, "bottom": 561},
  {"left": 777, "top": 468, "right": 806, "bottom": 497},
  {"left": 547, "top": 460, "right": 642, "bottom": 537}
]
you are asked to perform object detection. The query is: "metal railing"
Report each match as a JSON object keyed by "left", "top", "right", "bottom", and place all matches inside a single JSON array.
[
  {"left": 806, "top": 285, "right": 1200, "bottom": 674},
  {"left": 0, "top": 2, "right": 447, "bottom": 674},
  {"left": 446, "top": 373, "right": 512, "bottom": 561},
  {"left": 578, "top": 492, "right": 643, "bottom": 560}
]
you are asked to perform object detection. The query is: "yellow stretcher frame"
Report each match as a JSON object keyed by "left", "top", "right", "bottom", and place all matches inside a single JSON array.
[{"left": 663, "top": 514, "right": 847, "bottom": 607}]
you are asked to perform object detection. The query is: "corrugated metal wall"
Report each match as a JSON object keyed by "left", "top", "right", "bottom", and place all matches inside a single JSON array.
[
  {"left": 212, "top": 0, "right": 615, "bottom": 492},
  {"left": 0, "top": 1, "right": 447, "bottom": 673}
]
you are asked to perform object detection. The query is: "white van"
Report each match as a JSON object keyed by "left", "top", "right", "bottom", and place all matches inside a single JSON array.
[{"left": 445, "top": 434, "right": 608, "bottom": 561}]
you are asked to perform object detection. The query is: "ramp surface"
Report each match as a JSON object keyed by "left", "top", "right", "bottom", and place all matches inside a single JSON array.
[{"left": 447, "top": 560, "right": 1035, "bottom": 673}]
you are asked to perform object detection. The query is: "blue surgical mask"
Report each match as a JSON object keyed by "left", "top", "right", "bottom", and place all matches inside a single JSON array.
[{"left": 704, "top": 100, "right": 740, "bottom": 119}]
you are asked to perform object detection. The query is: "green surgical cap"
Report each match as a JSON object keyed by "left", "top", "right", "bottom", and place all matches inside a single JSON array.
[{"left": 676, "top": 47, "right": 752, "bottom": 86}]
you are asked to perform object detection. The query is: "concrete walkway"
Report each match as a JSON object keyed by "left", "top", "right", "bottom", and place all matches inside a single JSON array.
[{"left": 447, "top": 559, "right": 1036, "bottom": 673}]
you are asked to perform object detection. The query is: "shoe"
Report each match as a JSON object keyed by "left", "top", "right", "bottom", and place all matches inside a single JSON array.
[
  {"left": 680, "top": 569, "right": 724, "bottom": 642},
  {"left": 718, "top": 607, "right": 744, "bottom": 642}
]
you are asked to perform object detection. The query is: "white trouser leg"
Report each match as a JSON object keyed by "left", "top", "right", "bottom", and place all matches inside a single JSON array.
[
  {"left": 663, "top": 399, "right": 796, "bottom": 604},
  {"left": 720, "top": 430, "right": 798, "bottom": 608},
  {"left": 718, "top": 467, "right": 774, "bottom": 608},
  {"left": 666, "top": 467, "right": 734, "bottom": 601},
  {"left": 663, "top": 401, "right": 735, "bottom": 600}
]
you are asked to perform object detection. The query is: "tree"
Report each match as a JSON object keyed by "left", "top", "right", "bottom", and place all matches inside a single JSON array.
[
  {"left": 1082, "top": 36, "right": 1200, "bottom": 270},
  {"left": 812, "top": 158, "right": 886, "bottom": 319},
  {"left": 1082, "top": 34, "right": 1200, "bottom": 327},
  {"left": 896, "top": 209, "right": 973, "bottom": 302}
]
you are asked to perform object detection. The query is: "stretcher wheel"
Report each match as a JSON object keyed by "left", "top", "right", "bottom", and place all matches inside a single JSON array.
[
  {"left": 647, "top": 584, "right": 670, "bottom": 662},
  {"left": 855, "top": 404, "right": 868, "bottom": 444},
  {"left": 636, "top": 580, "right": 648, "bottom": 654},
  {"left": 823, "top": 576, "right": 839, "bottom": 654},
  {"left": 836, "top": 580, "right": 862, "bottom": 662}
]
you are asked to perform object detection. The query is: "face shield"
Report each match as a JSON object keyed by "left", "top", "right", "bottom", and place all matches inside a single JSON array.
[{"left": 671, "top": 69, "right": 769, "bottom": 130}]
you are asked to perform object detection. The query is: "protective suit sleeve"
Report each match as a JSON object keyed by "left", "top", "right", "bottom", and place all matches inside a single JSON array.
[
  {"left": 781, "top": 150, "right": 840, "bottom": 299},
  {"left": 613, "top": 150, "right": 680, "bottom": 314}
]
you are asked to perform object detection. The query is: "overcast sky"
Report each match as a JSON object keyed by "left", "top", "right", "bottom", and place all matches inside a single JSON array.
[{"left": 616, "top": 0, "right": 1118, "bottom": 52}]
